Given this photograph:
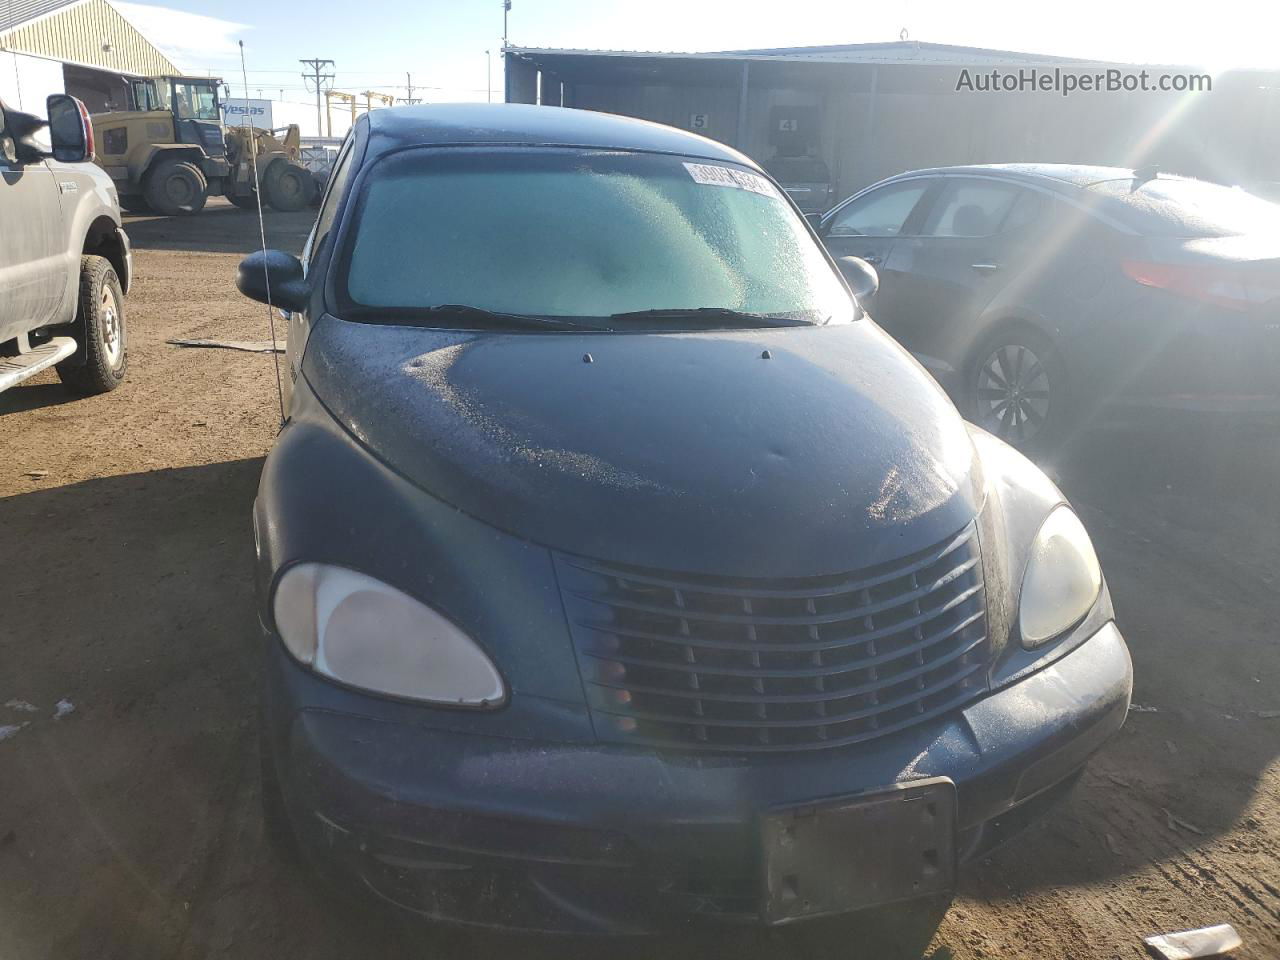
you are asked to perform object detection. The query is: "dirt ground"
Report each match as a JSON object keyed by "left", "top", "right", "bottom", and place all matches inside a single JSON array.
[{"left": 1, "top": 199, "right": 1278, "bottom": 960}]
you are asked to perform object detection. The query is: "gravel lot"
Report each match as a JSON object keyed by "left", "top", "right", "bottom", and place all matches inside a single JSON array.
[{"left": 1, "top": 200, "right": 1278, "bottom": 959}]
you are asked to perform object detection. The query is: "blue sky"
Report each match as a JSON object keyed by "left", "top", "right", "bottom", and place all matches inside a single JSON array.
[{"left": 116, "top": 0, "right": 1279, "bottom": 112}]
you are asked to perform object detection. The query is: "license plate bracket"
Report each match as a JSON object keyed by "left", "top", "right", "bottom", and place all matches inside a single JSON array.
[{"left": 760, "top": 777, "right": 957, "bottom": 925}]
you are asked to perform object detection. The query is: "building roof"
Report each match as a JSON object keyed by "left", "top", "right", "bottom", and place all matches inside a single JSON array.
[
  {"left": 1, "top": 0, "right": 75, "bottom": 34},
  {"left": 363, "top": 102, "right": 751, "bottom": 165},
  {"left": 1, "top": 0, "right": 179, "bottom": 77},
  {"left": 506, "top": 41, "right": 1130, "bottom": 68},
  {"left": 713, "top": 41, "right": 1109, "bottom": 66}
]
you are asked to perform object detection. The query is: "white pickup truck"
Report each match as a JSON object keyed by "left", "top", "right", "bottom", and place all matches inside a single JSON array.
[{"left": 0, "top": 94, "right": 131, "bottom": 396}]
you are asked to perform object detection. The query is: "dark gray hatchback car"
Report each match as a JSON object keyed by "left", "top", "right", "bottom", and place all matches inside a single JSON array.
[{"left": 237, "top": 105, "right": 1131, "bottom": 944}]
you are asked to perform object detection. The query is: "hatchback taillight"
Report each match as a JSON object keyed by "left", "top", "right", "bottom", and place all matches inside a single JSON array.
[{"left": 1122, "top": 259, "right": 1255, "bottom": 312}]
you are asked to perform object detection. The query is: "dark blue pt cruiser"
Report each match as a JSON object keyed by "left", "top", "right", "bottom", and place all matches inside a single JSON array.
[{"left": 237, "top": 103, "right": 1132, "bottom": 947}]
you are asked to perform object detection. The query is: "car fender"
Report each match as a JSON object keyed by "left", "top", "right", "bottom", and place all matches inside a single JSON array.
[{"left": 962, "top": 305, "right": 1063, "bottom": 377}]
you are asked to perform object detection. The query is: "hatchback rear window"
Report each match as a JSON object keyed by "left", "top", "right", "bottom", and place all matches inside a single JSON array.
[{"left": 1087, "top": 177, "right": 1280, "bottom": 238}]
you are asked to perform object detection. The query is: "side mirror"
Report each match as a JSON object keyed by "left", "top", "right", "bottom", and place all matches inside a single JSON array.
[
  {"left": 47, "top": 94, "right": 92, "bottom": 163},
  {"left": 837, "top": 256, "right": 879, "bottom": 302},
  {"left": 237, "top": 249, "right": 309, "bottom": 311}
]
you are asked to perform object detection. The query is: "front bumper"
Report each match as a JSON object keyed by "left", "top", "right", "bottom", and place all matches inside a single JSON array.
[{"left": 267, "top": 621, "right": 1131, "bottom": 934}]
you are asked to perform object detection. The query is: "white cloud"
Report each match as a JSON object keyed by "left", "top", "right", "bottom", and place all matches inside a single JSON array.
[{"left": 110, "top": 1, "right": 248, "bottom": 73}]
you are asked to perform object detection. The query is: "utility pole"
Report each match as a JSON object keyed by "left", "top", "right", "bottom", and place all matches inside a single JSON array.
[
  {"left": 502, "top": 0, "right": 511, "bottom": 48},
  {"left": 486, "top": 50, "right": 492, "bottom": 103},
  {"left": 299, "top": 58, "right": 335, "bottom": 138},
  {"left": 401, "top": 72, "right": 421, "bottom": 106}
]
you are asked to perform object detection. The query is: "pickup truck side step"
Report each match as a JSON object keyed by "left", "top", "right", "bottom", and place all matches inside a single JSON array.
[{"left": 0, "top": 337, "right": 76, "bottom": 394}]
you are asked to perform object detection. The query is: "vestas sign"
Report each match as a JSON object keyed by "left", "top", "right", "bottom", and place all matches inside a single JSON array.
[{"left": 220, "top": 98, "right": 274, "bottom": 129}]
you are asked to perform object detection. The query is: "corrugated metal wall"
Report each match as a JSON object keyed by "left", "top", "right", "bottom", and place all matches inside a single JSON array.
[
  {"left": 0, "top": 0, "right": 178, "bottom": 78},
  {"left": 526, "top": 55, "right": 1279, "bottom": 204}
]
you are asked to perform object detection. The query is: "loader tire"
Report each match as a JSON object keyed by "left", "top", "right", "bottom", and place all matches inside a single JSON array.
[
  {"left": 264, "top": 162, "right": 315, "bottom": 212},
  {"left": 144, "top": 158, "right": 208, "bottom": 216},
  {"left": 228, "top": 190, "right": 260, "bottom": 211}
]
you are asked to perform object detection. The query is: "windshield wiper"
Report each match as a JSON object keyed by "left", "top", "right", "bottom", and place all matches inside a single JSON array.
[
  {"left": 385, "top": 304, "right": 586, "bottom": 331},
  {"left": 607, "top": 307, "right": 812, "bottom": 328}
]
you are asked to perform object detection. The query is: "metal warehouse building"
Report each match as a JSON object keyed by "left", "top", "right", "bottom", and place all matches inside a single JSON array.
[
  {"left": 505, "top": 42, "right": 1280, "bottom": 204},
  {"left": 1, "top": 0, "right": 178, "bottom": 115}
]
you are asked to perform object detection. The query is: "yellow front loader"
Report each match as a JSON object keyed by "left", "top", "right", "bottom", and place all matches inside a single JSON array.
[{"left": 91, "top": 76, "right": 315, "bottom": 216}]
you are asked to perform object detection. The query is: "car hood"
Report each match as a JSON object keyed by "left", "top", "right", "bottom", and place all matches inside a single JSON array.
[{"left": 302, "top": 316, "right": 984, "bottom": 577}]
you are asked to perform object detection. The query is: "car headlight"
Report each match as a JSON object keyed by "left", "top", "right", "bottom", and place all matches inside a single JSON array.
[
  {"left": 1019, "top": 506, "right": 1103, "bottom": 649},
  {"left": 272, "top": 563, "right": 506, "bottom": 707}
]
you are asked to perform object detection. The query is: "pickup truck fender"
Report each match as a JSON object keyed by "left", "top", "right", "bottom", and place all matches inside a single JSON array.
[{"left": 48, "top": 160, "right": 130, "bottom": 334}]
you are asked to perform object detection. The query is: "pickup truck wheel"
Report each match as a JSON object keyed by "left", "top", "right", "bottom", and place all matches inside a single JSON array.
[
  {"left": 118, "top": 195, "right": 150, "bottom": 214},
  {"left": 264, "top": 162, "right": 314, "bottom": 212},
  {"left": 228, "top": 190, "right": 260, "bottom": 210},
  {"left": 56, "top": 256, "right": 127, "bottom": 395},
  {"left": 144, "top": 158, "right": 208, "bottom": 216}
]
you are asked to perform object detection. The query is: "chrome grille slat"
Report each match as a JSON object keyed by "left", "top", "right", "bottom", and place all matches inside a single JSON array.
[
  {"left": 573, "top": 592, "right": 982, "bottom": 654},
  {"left": 592, "top": 662, "right": 986, "bottom": 729},
  {"left": 561, "top": 526, "right": 975, "bottom": 600},
  {"left": 588, "top": 632, "right": 987, "bottom": 705},
  {"left": 555, "top": 523, "right": 990, "bottom": 754},
  {"left": 578, "top": 607, "right": 985, "bottom": 679},
  {"left": 563, "top": 558, "right": 981, "bottom": 626},
  {"left": 608, "top": 684, "right": 986, "bottom": 754}
]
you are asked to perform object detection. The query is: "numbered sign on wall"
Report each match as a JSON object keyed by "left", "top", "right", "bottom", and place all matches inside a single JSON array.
[{"left": 689, "top": 113, "right": 709, "bottom": 130}]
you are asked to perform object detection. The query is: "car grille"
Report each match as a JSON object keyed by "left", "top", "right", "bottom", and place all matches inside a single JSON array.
[{"left": 554, "top": 524, "right": 989, "bottom": 753}]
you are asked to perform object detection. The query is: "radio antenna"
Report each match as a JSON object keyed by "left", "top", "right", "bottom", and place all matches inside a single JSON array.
[{"left": 239, "top": 39, "right": 287, "bottom": 428}]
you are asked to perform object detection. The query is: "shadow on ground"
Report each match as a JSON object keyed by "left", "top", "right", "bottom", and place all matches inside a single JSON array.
[{"left": 0, "top": 380, "right": 78, "bottom": 416}]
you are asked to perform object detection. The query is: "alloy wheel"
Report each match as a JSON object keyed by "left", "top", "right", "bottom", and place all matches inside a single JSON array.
[{"left": 976, "top": 343, "right": 1051, "bottom": 444}]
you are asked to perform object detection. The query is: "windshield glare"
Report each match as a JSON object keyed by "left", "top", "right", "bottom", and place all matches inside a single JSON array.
[{"left": 339, "top": 149, "right": 854, "bottom": 328}]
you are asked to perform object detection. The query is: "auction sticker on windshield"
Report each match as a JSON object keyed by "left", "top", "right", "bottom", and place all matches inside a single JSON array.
[{"left": 683, "top": 162, "right": 781, "bottom": 199}]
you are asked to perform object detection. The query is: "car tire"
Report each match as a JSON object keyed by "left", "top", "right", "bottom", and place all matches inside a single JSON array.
[
  {"left": 56, "top": 256, "right": 127, "bottom": 395},
  {"left": 963, "top": 325, "right": 1069, "bottom": 451},
  {"left": 264, "top": 162, "right": 315, "bottom": 212},
  {"left": 144, "top": 158, "right": 208, "bottom": 216}
]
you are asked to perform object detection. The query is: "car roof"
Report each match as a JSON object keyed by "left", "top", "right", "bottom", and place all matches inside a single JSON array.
[
  {"left": 362, "top": 103, "right": 754, "bottom": 167},
  {"left": 879, "top": 162, "right": 1161, "bottom": 192}
]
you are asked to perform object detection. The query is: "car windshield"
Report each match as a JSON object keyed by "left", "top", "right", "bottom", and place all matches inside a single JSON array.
[
  {"left": 337, "top": 148, "right": 854, "bottom": 329},
  {"left": 1088, "top": 176, "right": 1280, "bottom": 238}
]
